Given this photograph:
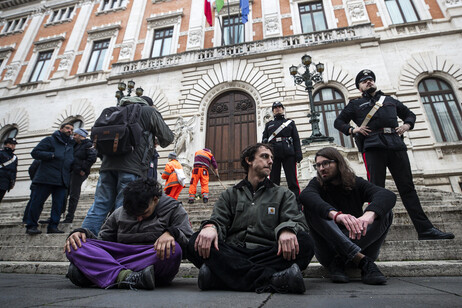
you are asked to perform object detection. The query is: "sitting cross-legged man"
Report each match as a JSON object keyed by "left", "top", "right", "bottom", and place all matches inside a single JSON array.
[
  {"left": 187, "top": 143, "right": 315, "bottom": 294},
  {"left": 64, "top": 178, "right": 193, "bottom": 290},
  {"left": 300, "top": 147, "right": 396, "bottom": 285}
]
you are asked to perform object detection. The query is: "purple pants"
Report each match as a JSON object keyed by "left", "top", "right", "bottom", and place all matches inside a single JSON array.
[{"left": 66, "top": 239, "right": 182, "bottom": 288}]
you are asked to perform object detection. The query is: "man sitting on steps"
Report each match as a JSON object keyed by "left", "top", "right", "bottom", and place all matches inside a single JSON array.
[{"left": 64, "top": 178, "right": 193, "bottom": 290}]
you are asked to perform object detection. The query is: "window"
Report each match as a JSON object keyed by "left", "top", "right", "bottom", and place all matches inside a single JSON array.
[
  {"left": 385, "top": 0, "right": 419, "bottom": 24},
  {"left": 0, "top": 127, "right": 18, "bottom": 144},
  {"left": 86, "top": 39, "right": 109, "bottom": 72},
  {"left": 222, "top": 15, "right": 244, "bottom": 45},
  {"left": 49, "top": 6, "right": 74, "bottom": 23},
  {"left": 313, "top": 87, "right": 353, "bottom": 148},
  {"left": 29, "top": 50, "right": 53, "bottom": 82},
  {"left": 151, "top": 27, "right": 173, "bottom": 57},
  {"left": 2, "top": 17, "right": 27, "bottom": 34},
  {"left": 418, "top": 78, "right": 462, "bottom": 142},
  {"left": 101, "top": 0, "right": 126, "bottom": 11},
  {"left": 299, "top": 2, "right": 327, "bottom": 33}
]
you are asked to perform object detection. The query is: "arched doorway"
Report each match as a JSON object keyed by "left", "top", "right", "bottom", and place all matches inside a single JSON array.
[{"left": 206, "top": 91, "right": 257, "bottom": 181}]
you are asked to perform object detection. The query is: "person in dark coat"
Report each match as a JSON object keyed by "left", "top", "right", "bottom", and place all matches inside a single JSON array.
[
  {"left": 300, "top": 147, "right": 395, "bottom": 285},
  {"left": 334, "top": 69, "right": 454, "bottom": 241},
  {"left": 62, "top": 128, "right": 97, "bottom": 223},
  {"left": 25, "top": 123, "right": 74, "bottom": 235},
  {"left": 0, "top": 138, "right": 18, "bottom": 203},
  {"left": 262, "top": 102, "right": 302, "bottom": 197}
]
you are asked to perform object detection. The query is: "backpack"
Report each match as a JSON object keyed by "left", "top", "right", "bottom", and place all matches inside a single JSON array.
[{"left": 91, "top": 103, "right": 143, "bottom": 156}]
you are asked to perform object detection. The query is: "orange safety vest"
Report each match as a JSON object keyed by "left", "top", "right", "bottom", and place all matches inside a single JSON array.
[
  {"left": 193, "top": 149, "right": 214, "bottom": 168},
  {"left": 161, "top": 159, "right": 183, "bottom": 190}
]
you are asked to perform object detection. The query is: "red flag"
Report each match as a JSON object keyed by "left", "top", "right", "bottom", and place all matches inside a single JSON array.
[{"left": 204, "top": 0, "right": 213, "bottom": 26}]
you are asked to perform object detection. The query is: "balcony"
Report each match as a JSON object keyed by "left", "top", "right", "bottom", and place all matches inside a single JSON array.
[{"left": 110, "top": 23, "right": 375, "bottom": 78}]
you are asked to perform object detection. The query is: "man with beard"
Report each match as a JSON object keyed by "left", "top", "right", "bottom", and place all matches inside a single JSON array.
[
  {"left": 334, "top": 69, "right": 454, "bottom": 241},
  {"left": 187, "top": 143, "right": 314, "bottom": 294},
  {"left": 0, "top": 138, "right": 18, "bottom": 203},
  {"left": 300, "top": 147, "right": 395, "bottom": 285},
  {"left": 25, "top": 122, "right": 74, "bottom": 234}
]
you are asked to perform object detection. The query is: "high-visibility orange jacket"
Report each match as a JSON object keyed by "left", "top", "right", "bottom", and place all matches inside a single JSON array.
[{"left": 162, "top": 159, "right": 184, "bottom": 190}]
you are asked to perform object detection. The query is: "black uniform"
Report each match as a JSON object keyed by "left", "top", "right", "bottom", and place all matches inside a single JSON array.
[
  {"left": 262, "top": 114, "right": 302, "bottom": 197},
  {"left": 334, "top": 90, "right": 433, "bottom": 233},
  {"left": 0, "top": 146, "right": 18, "bottom": 202}
]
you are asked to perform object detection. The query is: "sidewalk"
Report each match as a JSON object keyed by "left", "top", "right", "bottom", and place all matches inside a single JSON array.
[{"left": 0, "top": 273, "right": 460, "bottom": 307}]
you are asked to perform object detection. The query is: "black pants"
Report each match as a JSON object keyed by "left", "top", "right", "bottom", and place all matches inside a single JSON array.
[
  {"left": 187, "top": 231, "right": 314, "bottom": 292},
  {"left": 306, "top": 211, "right": 393, "bottom": 267},
  {"left": 0, "top": 189, "right": 6, "bottom": 203},
  {"left": 363, "top": 149, "right": 432, "bottom": 233},
  {"left": 64, "top": 172, "right": 88, "bottom": 221},
  {"left": 270, "top": 155, "right": 300, "bottom": 197}
]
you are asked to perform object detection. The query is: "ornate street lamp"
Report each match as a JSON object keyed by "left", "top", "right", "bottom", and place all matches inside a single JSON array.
[
  {"left": 289, "top": 55, "right": 333, "bottom": 145},
  {"left": 115, "top": 80, "right": 144, "bottom": 104}
]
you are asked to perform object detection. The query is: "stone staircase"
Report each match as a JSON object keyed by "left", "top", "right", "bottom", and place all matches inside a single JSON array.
[{"left": 0, "top": 179, "right": 461, "bottom": 278}]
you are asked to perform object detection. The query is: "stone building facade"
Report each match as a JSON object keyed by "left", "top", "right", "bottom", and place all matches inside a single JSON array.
[{"left": 0, "top": 0, "right": 461, "bottom": 197}]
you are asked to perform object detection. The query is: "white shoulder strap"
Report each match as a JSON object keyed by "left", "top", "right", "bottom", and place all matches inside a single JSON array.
[
  {"left": 360, "top": 95, "right": 386, "bottom": 127},
  {"left": 268, "top": 120, "right": 293, "bottom": 142}
]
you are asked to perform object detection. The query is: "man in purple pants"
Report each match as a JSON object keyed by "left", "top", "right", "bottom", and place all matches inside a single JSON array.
[{"left": 64, "top": 178, "right": 193, "bottom": 290}]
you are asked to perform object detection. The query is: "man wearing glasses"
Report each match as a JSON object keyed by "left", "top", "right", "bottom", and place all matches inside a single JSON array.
[{"left": 300, "top": 147, "right": 395, "bottom": 285}]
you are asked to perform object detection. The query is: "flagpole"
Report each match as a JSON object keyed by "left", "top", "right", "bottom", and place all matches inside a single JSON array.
[
  {"left": 218, "top": 13, "right": 224, "bottom": 46},
  {"left": 226, "top": 0, "right": 233, "bottom": 45}
]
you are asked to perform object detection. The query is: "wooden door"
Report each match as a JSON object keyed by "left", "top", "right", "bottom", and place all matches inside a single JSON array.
[{"left": 206, "top": 91, "right": 257, "bottom": 181}]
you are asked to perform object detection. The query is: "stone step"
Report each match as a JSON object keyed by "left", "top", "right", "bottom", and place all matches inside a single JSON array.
[
  {"left": 1, "top": 260, "right": 461, "bottom": 278},
  {"left": 1, "top": 238, "right": 459, "bottom": 263}
]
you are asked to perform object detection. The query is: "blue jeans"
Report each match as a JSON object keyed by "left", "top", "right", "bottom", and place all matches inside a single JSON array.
[
  {"left": 26, "top": 184, "right": 67, "bottom": 230},
  {"left": 82, "top": 171, "right": 138, "bottom": 236}
]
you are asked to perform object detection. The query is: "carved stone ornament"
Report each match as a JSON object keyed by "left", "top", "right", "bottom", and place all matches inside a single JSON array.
[
  {"left": 445, "top": 0, "right": 462, "bottom": 7},
  {"left": 57, "top": 53, "right": 73, "bottom": 70},
  {"left": 0, "top": 46, "right": 14, "bottom": 59},
  {"left": 265, "top": 16, "right": 280, "bottom": 35},
  {"left": 87, "top": 24, "right": 121, "bottom": 40},
  {"left": 33, "top": 36, "right": 65, "bottom": 52},
  {"left": 4, "top": 63, "right": 20, "bottom": 80},
  {"left": 188, "top": 30, "right": 202, "bottom": 47},
  {"left": 347, "top": 2, "right": 368, "bottom": 23},
  {"left": 147, "top": 11, "right": 182, "bottom": 29},
  {"left": 119, "top": 42, "right": 133, "bottom": 58}
]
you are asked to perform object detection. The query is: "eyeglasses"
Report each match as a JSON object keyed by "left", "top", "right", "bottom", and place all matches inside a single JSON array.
[{"left": 313, "top": 159, "right": 336, "bottom": 170}]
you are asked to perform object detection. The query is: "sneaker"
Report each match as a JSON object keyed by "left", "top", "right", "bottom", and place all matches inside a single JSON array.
[
  {"left": 66, "top": 263, "right": 94, "bottom": 288},
  {"left": 203, "top": 197, "right": 208, "bottom": 204},
  {"left": 119, "top": 265, "right": 155, "bottom": 290},
  {"left": 26, "top": 227, "right": 42, "bottom": 235},
  {"left": 360, "top": 257, "right": 387, "bottom": 285},
  {"left": 328, "top": 255, "right": 349, "bottom": 283},
  {"left": 47, "top": 227, "right": 65, "bottom": 234},
  {"left": 188, "top": 199, "right": 195, "bottom": 204},
  {"left": 269, "top": 263, "right": 305, "bottom": 294},
  {"left": 418, "top": 227, "right": 455, "bottom": 240},
  {"left": 198, "top": 263, "right": 213, "bottom": 291},
  {"left": 39, "top": 218, "right": 51, "bottom": 224}
]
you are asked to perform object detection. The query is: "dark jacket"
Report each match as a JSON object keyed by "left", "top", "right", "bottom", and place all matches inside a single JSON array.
[
  {"left": 300, "top": 176, "right": 396, "bottom": 220},
  {"left": 334, "top": 91, "right": 416, "bottom": 152},
  {"left": 100, "top": 100, "right": 174, "bottom": 177},
  {"left": 72, "top": 138, "right": 97, "bottom": 175},
  {"left": 31, "top": 130, "right": 74, "bottom": 188},
  {"left": 0, "top": 147, "right": 18, "bottom": 191},
  {"left": 202, "top": 178, "right": 308, "bottom": 249},
  {"left": 262, "top": 114, "right": 302, "bottom": 162},
  {"left": 72, "top": 194, "right": 194, "bottom": 256}
]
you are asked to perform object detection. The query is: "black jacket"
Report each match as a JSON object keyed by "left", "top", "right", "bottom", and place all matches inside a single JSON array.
[
  {"left": 72, "top": 138, "right": 97, "bottom": 175},
  {"left": 31, "top": 130, "right": 74, "bottom": 188},
  {"left": 262, "top": 114, "right": 302, "bottom": 162},
  {"left": 300, "top": 176, "right": 396, "bottom": 220},
  {"left": 0, "top": 147, "right": 18, "bottom": 191},
  {"left": 334, "top": 91, "right": 416, "bottom": 152}
]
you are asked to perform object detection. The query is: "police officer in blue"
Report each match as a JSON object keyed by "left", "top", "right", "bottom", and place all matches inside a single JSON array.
[
  {"left": 334, "top": 69, "right": 454, "bottom": 240},
  {"left": 0, "top": 138, "right": 18, "bottom": 203},
  {"left": 262, "top": 102, "right": 302, "bottom": 197}
]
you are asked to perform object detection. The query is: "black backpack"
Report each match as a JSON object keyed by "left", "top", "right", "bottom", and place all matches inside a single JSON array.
[{"left": 91, "top": 103, "right": 143, "bottom": 156}]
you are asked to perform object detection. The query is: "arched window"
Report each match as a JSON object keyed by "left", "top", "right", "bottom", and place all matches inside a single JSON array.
[
  {"left": 418, "top": 78, "right": 462, "bottom": 142},
  {"left": 0, "top": 127, "right": 18, "bottom": 144},
  {"left": 313, "top": 87, "right": 353, "bottom": 148}
]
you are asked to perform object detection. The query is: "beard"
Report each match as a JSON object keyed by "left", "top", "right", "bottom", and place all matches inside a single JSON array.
[{"left": 366, "top": 85, "right": 377, "bottom": 94}]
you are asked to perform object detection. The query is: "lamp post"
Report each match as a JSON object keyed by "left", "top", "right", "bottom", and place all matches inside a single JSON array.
[
  {"left": 289, "top": 55, "right": 333, "bottom": 145},
  {"left": 115, "top": 80, "right": 144, "bottom": 104}
]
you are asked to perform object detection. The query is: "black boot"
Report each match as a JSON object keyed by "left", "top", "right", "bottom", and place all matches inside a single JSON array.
[
  {"left": 328, "top": 255, "right": 349, "bottom": 283},
  {"left": 359, "top": 257, "right": 387, "bottom": 285},
  {"left": 418, "top": 227, "right": 455, "bottom": 240},
  {"left": 269, "top": 263, "right": 305, "bottom": 294},
  {"left": 66, "top": 263, "right": 94, "bottom": 288}
]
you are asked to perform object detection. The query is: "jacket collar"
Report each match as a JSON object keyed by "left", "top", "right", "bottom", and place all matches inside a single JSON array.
[{"left": 234, "top": 177, "right": 274, "bottom": 191}]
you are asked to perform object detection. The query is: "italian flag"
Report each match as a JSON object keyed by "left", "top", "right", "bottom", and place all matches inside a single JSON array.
[{"left": 204, "top": 0, "right": 213, "bottom": 26}]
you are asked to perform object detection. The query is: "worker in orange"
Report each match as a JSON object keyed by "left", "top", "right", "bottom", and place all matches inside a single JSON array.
[
  {"left": 161, "top": 152, "right": 186, "bottom": 200},
  {"left": 188, "top": 148, "right": 219, "bottom": 204}
]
